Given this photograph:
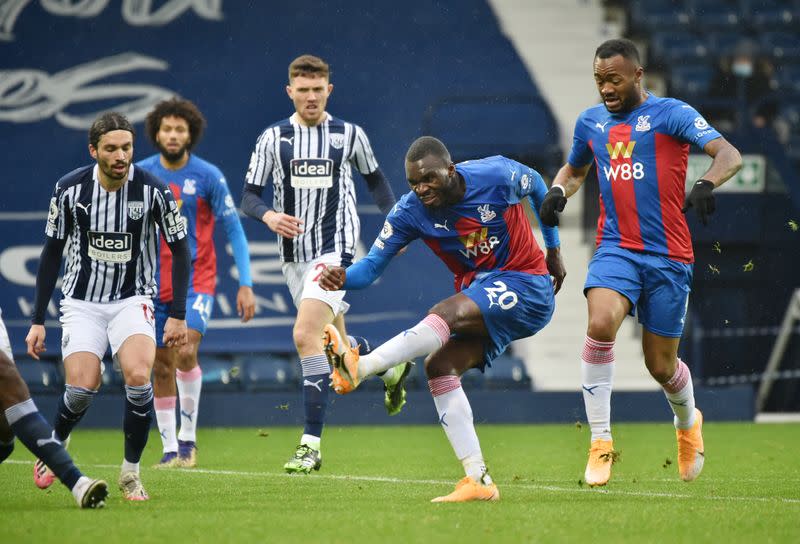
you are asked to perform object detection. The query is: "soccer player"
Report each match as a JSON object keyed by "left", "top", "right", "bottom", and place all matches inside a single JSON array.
[
  {"left": 138, "top": 98, "right": 255, "bottom": 468},
  {"left": 319, "top": 136, "right": 565, "bottom": 502},
  {"left": 25, "top": 112, "right": 191, "bottom": 501},
  {"left": 0, "top": 307, "right": 108, "bottom": 508},
  {"left": 241, "top": 54, "right": 410, "bottom": 474},
  {"left": 538, "top": 39, "right": 742, "bottom": 486}
]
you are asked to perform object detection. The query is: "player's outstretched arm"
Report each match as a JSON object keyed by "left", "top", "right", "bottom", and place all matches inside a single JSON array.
[
  {"left": 682, "top": 137, "right": 742, "bottom": 226},
  {"left": 320, "top": 249, "right": 393, "bottom": 292},
  {"left": 539, "top": 162, "right": 591, "bottom": 227},
  {"left": 164, "top": 237, "right": 191, "bottom": 346},
  {"left": 27, "top": 237, "right": 67, "bottom": 359}
]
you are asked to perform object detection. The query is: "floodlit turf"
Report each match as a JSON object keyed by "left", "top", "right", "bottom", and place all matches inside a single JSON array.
[{"left": 2, "top": 422, "right": 799, "bottom": 543}]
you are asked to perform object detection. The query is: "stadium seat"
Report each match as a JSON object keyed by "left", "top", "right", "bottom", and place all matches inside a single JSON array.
[
  {"left": 14, "top": 358, "right": 62, "bottom": 394},
  {"left": 706, "top": 31, "right": 748, "bottom": 57},
  {"left": 239, "top": 354, "right": 298, "bottom": 392},
  {"left": 483, "top": 353, "right": 532, "bottom": 390},
  {"left": 630, "top": 0, "right": 691, "bottom": 31},
  {"left": 776, "top": 63, "right": 800, "bottom": 92},
  {"left": 651, "top": 31, "right": 709, "bottom": 64},
  {"left": 669, "top": 63, "right": 714, "bottom": 99},
  {"left": 690, "top": 0, "right": 742, "bottom": 30},
  {"left": 760, "top": 31, "right": 800, "bottom": 59},
  {"left": 750, "top": 0, "right": 799, "bottom": 30},
  {"left": 199, "top": 355, "right": 241, "bottom": 392}
]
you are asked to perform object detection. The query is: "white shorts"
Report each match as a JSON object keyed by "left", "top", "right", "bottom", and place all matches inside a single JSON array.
[
  {"left": 59, "top": 296, "right": 156, "bottom": 360},
  {"left": 0, "top": 308, "right": 13, "bottom": 361},
  {"left": 281, "top": 254, "right": 350, "bottom": 316}
]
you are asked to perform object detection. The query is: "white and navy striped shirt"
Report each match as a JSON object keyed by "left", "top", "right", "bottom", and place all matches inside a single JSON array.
[
  {"left": 245, "top": 113, "right": 379, "bottom": 264},
  {"left": 45, "top": 164, "right": 186, "bottom": 303}
]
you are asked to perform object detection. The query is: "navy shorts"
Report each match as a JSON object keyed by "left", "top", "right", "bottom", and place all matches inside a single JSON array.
[
  {"left": 461, "top": 271, "right": 554, "bottom": 370},
  {"left": 154, "top": 293, "right": 214, "bottom": 347},
  {"left": 584, "top": 246, "right": 693, "bottom": 337}
]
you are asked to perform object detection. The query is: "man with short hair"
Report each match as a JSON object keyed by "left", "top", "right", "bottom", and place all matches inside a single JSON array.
[
  {"left": 319, "top": 136, "right": 565, "bottom": 502},
  {"left": 26, "top": 111, "right": 191, "bottom": 501},
  {"left": 241, "top": 54, "right": 410, "bottom": 473},
  {"left": 0, "top": 308, "right": 108, "bottom": 508},
  {"left": 138, "top": 98, "right": 255, "bottom": 468},
  {"left": 539, "top": 38, "right": 742, "bottom": 486}
]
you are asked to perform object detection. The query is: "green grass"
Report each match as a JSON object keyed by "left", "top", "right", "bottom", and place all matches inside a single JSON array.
[{"left": 2, "top": 422, "right": 799, "bottom": 543}]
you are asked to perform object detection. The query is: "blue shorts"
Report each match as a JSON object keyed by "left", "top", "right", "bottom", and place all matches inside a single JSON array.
[
  {"left": 461, "top": 271, "right": 554, "bottom": 370},
  {"left": 154, "top": 293, "right": 214, "bottom": 347},
  {"left": 584, "top": 246, "right": 693, "bottom": 337}
]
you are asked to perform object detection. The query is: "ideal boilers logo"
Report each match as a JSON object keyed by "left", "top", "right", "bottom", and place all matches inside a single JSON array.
[
  {"left": 87, "top": 231, "right": 132, "bottom": 263},
  {"left": 290, "top": 158, "right": 334, "bottom": 189},
  {"left": 603, "top": 140, "right": 644, "bottom": 181}
]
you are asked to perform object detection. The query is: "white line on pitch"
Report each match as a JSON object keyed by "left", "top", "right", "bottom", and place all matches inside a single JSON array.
[{"left": 5, "top": 460, "right": 799, "bottom": 505}]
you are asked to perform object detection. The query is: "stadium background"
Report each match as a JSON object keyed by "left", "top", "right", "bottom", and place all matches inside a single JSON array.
[{"left": 0, "top": 0, "right": 798, "bottom": 426}]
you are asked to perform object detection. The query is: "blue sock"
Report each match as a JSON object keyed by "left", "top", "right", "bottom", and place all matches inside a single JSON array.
[
  {"left": 300, "top": 355, "right": 330, "bottom": 438},
  {"left": 124, "top": 384, "right": 154, "bottom": 463},
  {"left": 53, "top": 385, "right": 97, "bottom": 441},
  {"left": 0, "top": 437, "right": 13, "bottom": 463},
  {"left": 6, "top": 399, "right": 82, "bottom": 489},
  {"left": 348, "top": 335, "right": 373, "bottom": 356}
]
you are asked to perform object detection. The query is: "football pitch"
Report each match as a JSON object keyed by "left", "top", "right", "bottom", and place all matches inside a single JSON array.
[{"left": 2, "top": 422, "right": 799, "bottom": 543}]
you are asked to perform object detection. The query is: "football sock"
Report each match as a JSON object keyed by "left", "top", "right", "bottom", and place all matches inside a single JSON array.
[
  {"left": 154, "top": 396, "right": 178, "bottom": 453},
  {"left": 300, "top": 434, "right": 321, "bottom": 451},
  {"left": 581, "top": 336, "right": 614, "bottom": 441},
  {"left": 0, "top": 437, "right": 13, "bottom": 463},
  {"left": 300, "top": 354, "right": 330, "bottom": 439},
  {"left": 176, "top": 366, "right": 202, "bottom": 442},
  {"left": 123, "top": 383, "right": 153, "bottom": 464},
  {"left": 6, "top": 399, "right": 82, "bottom": 489},
  {"left": 359, "top": 314, "right": 450, "bottom": 379},
  {"left": 350, "top": 334, "right": 396, "bottom": 384},
  {"left": 429, "top": 375, "right": 488, "bottom": 483},
  {"left": 53, "top": 384, "right": 97, "bottom": 441},
  {"left": 662, "top": 359, "right": 697, "bottom": 429}
]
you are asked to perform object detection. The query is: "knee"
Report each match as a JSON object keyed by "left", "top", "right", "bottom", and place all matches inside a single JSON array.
[
  {"left": 645, "top": 356, "right": 676, "bottom": 384},
  {"left": 292, "top": 324, "right": 320, "bottom": 354},
  {"left": 587, "top": 314, "right": 619, "bottom": 342},
  {"left": 176, "top": 347, "right": 198, "bottom": 372},
  {"left": 424, "top": 354, "right": 454, "bottom": 379},
  {"left": 151, "top": 358, "right": 174, "bottom": 382},
  {"left": 124, "top": 367, "right": 151, "bottom": 387}
]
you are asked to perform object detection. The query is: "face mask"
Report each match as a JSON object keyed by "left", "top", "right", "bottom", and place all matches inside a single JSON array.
[{"left": 732, "top": 61, "right": 754, "bottom": 77}]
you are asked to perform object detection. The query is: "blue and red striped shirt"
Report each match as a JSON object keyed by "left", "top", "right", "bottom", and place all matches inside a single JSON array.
[{"left": 568, "top": 94, "right": 721, "bottom": 263}]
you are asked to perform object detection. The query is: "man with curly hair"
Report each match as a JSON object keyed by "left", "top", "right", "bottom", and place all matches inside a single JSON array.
[{"left": 138, "top": 98, "right": 255, "bottom": 468}]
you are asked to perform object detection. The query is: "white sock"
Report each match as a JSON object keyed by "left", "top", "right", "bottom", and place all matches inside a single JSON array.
[
  {"left": 121, "top": 460, "right": 139, "bottom": 474},
  {"left": 429, "top": 375, "right": 487, "bottom": 482},
  {"left": 300, "top": 434, "right": 321, "bottom": 451},
  {"left": 581, "top": 336, "right": 615, "bottom": 441},
  {"left": 154, "top": 396, "right": 178, "bottom": 453},
  {"left": 662, "top": 359, "right": 696, "bottom": 429},
  {"left": 71, "top": 475, "right": 92, "bottom": 504},
  {"left": 358, "top": 314, "right": 450, "bottom": 379},
  {"left": 176, "top": 366, "right": 202, "bottom": 442}
]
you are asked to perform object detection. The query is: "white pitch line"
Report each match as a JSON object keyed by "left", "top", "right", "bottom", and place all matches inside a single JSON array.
[{"left": 5, "top": 460, "right": 800, "bottom": 505}]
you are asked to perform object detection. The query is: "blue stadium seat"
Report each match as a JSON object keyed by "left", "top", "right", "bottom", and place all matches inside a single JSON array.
[
  {"left": 651, "top": 31, "right": 709, "bottom": 63},
  {"left": 199, "top": 355, "right": 241, "bottom": 392},
  {"left": 760, "top": 31, "right": 800, "bottom": 59},
  {"left": 706, "top": 31, "right": 748, "bottom": 56},
  {"left": 483, "top": 353, "right": 532, "bottom": 390},
  {"left": 750, "top": 0, "right": 800, "bottom": 30},
  {"left": 14, "top": 358, "right": 62, "bottom": 394},
  {"left": 670, "top": 63, "right": 714, "bottom": 98},
  {"left": 776, "top": 63, "right": 800, "bottom": 92},
  {"left": 690, "top": 0, "right": 742, "bottom": 30},
  {"left": 631, "top": 0, "right": 691, "bottom": 30},
  {"left": 239, "top": 354, "right": 297, "bottom": 392}
]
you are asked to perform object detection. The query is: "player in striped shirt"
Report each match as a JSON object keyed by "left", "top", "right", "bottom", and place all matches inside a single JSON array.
[
  {"left": 0, "top": 307, "right": 108, "bottom": 508},
  {"left": 241, "top": 54, "right": 410, "bottom": 473},
  {"left": 138, "top": 98, "right": 255, "bottom": 468},
  {"left": 318, "top": 136, "right": 565, "bottom": 502},
  {"left": 25, "top": 112, "right": 191, "bottom": 500},
  {"left": 539, "top": 39, "right": 742, "bottom": 486}
]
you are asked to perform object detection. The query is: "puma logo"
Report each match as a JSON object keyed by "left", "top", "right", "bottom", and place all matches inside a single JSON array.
[
  {"left": 303, "top": 378, "right": 323, "bottom": 392},
  {"left": 582, "top": 385, "right": 599, "bottom": 395},
  {"left": 36, "top": 431, "right": 61, "bottom": 448},
  {"left": 75, "top": 202, "right": 91, "bottom": 214},
  {"left": 434, "top": 220, "right": 449, "bottom": 231},
  {"left": 132, "top": 410, "right": 150, "bottom": 418},
  {"left": 281, "top": 136, "right": 294, "bottom": 145},
  {"left": 180, "top": 410, "right": 194, "bottom": 422},
  {"left": 595, "top": 121, "right": 609, "bottom": 132}
]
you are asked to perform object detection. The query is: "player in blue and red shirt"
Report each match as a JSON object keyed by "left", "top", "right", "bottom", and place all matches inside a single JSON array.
[
  {"left": 138, "top": 98, "right": 255, "bottom": 468},
  {"left": 539, "top": 39, "right": 742, "bottom": 487},
  {"left": 319, "top": 136, "right": 565, "bottom": 502}
]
